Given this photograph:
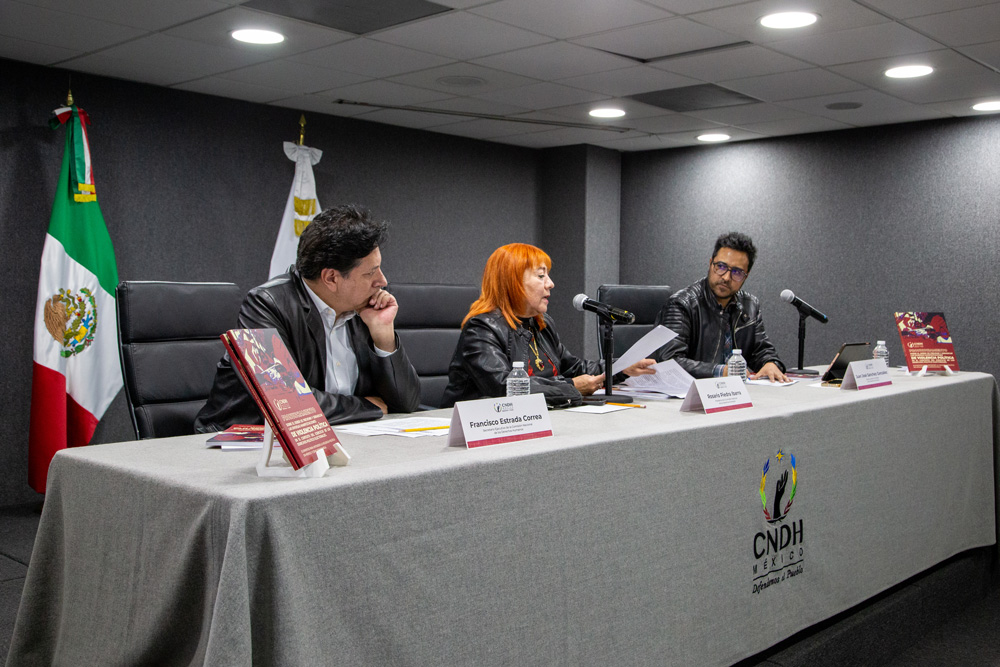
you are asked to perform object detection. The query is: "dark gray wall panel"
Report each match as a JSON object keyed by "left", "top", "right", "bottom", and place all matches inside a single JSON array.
[
  {"left": 621, "top": 117, "right": 1000, "bottom": 382},
  {"left": 0, "top": 57, "right": 539, "bottom": 504}
]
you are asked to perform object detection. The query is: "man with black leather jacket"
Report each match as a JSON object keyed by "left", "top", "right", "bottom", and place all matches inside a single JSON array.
[
  {"left": 195, "top": 205, "right": 420, "bottom": 432},
  {"left": 653, "top": 232, "right": 787, "bottom": 382}
]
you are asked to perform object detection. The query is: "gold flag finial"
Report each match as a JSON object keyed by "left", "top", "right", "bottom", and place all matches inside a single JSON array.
[
  {"left": 298, "top": 114, "right": 306, "bottom": 146},
  {"left": 66, "top": 89, "right": 74, "bottom": 106}
]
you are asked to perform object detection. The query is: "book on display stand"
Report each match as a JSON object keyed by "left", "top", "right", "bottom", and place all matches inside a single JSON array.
[
  {"left": 222, "top": 328, "right": 350, "bottom": 477},
  {"left": 894, "top": 312, "right": 958, "bottom": 376}
]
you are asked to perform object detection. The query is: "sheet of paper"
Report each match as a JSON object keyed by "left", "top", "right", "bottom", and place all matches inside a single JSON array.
[
  {"left": 611, "top": 325, "right": 677, "bottom": 375},
  {"left": 566, "top": 404, "right": 633, "bottom": 414},
  {"left": 622, "top": 359, "right": 694, "bottom": 398},
  {"left": 745, "top": 378, "right": 797, "bottom": 387},
  {"left": 336, "top": 417, "right": 452, "bottom": 437}
]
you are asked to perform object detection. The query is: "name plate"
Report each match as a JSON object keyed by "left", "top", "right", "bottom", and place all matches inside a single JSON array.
[
  {"left": 842, "top": 358, "right": 892, "bottom": 390},
  {"left": 449, "top": 393, "right": 553, "bottom": 448},
  {"left": 680, "top": 377, "right": 753, "bottom": 414}
]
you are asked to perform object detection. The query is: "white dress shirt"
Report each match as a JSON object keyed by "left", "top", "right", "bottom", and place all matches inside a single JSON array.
[{"left": 302, "top": 283, "right": 392, "bottom": 396}]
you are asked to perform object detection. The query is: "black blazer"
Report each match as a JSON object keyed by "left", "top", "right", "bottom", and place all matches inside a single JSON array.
[{"left": 194, "top": 270, "right": 421, "bottom": 432}]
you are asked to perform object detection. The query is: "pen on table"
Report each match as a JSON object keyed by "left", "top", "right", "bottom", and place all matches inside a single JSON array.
[
  {"left": 606, "top": 402, "right": 645, "bottom": 408},
  {"left": 401, "top": 425, "right": 451, "bottom": 432}
]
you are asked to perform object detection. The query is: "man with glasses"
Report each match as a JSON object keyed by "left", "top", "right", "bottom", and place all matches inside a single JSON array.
[{"left": 653, "top": 232, "right": 787, "bottom": 381}]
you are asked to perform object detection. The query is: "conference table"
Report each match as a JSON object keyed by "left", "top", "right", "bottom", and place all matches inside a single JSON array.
[{"left": 8, "top": 370, "right": 998, "bottom": 666}]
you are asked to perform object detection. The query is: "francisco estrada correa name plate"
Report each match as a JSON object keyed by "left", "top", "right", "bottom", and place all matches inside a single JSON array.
[{"left": 449, "top": 393, "right": 553, "bottom": 448}]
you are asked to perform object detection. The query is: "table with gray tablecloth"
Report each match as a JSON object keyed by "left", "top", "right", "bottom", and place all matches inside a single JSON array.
[{"left": 8, "top": 370, "right": 998, "bottom": 666}]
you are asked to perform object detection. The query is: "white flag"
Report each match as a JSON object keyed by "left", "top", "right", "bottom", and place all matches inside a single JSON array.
[{"left": 269, "top": 142, "right": 322, "bottom": 279}]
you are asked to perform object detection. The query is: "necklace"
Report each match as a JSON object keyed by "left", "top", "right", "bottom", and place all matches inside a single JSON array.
[{"left": 529, "top": 335, "right": 545, "bottom": 371}]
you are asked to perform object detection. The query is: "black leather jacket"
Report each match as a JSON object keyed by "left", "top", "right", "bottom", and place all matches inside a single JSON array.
[
  {"left": 653, "top": 278, "right": 784, "bottom": 378},
  {"left": 440, "top": 310, "right": 603, "bottom": 407},
  {"left": 194, "top": 269, "right": 421, "bottom": 432}
]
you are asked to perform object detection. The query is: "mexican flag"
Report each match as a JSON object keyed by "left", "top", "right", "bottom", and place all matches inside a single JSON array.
[
  {"left": 268, "top": 141, "right": 322, "bottom": 279},
  {"left": 28, "top": 104, "right": 121, "bottom": 493}
]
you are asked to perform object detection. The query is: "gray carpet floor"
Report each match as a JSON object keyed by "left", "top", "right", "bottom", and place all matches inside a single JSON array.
[{"left": 1, "top": 500, "right": 997, "bottom": 666}]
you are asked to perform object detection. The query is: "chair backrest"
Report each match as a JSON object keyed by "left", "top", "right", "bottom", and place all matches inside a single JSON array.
[
  {"left": 387, "top": 282, "right": 479, "bottom": 409},
  {"left": 595, "top": 284, "right": 673, "bottom": 359},
  {"left": 116, "top": 280, "right": 243, "bottom": 439}
]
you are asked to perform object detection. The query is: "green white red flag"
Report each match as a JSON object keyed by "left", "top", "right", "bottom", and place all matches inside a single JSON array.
[
  {"left": 28, "top": 103, "right": 121, "bottom": 493},
  {"left": 269, "top": 141, "right": 322, "bottom": 279}
]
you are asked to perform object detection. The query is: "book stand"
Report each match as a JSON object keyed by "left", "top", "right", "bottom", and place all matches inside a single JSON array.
[
  {"left": 256, "top": 423, "right": 331, "bottom": 478},
  {"left": 913, "top": 365, "right": 956, "bottom": 377}
]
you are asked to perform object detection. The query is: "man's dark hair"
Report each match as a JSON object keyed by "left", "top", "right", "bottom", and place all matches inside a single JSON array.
[
  {"left": 296, "top": 204, "right": 388, "bottom": 280},
  {"left": 712, "top": 232, "right": 757, "bottom": 272}
]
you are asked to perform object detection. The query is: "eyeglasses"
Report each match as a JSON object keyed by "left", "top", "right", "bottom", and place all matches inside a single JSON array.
[{"left": 711, "top": 261, "right": 748, "bottom": 283}]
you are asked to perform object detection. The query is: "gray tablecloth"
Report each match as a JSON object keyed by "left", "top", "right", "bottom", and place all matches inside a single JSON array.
[{"left": 8, "top": 370, "right": 998, "bottom": 666}]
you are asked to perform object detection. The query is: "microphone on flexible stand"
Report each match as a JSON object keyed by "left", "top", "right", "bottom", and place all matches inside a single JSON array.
[
  {"left": 781, "top": 289, "right": 829, "bottom": 375},
  {"left": 572, "top": 294, "right": 633, "bottom": 402}
]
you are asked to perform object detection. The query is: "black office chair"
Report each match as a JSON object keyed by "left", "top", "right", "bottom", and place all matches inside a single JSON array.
[
  {"left": 386, "top": 282, "right": 479, "bottom": 409},
  {"left": 595, "top": 284, "right": 673, "bottom": 359},
  {"left": 116, "top": 280, "right": 243, "bottom": 439}
]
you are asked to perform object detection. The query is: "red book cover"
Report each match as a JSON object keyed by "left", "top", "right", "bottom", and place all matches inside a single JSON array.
[
  {"left": 206, "top": 424, "right": 265, "bottom": 443},
  {"left": 894, "top": 312, "right": 959, "bottom": 372},
  {"left": 223, "top": 328, "right": 349, "bottom": 469}
]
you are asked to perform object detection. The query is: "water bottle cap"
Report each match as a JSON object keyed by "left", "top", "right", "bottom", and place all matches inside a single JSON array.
[
  {"left": 732, "top": 349, "right": 742, "bottom": 354},
  {"left": 876, "top": 340, "right": 885, "bottom": 345},
  {"left": 512, "top": 361, "right": 524, "bottom": 368}
]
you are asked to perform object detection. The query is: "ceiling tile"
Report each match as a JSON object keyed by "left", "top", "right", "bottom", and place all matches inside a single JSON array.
[
  {"left": 474, "top": 81, "right": 606, "bottom": 109},
  {"left": 768, "top": 22, "right": 944, "bottom": 66},
  {"left": 642, "top": 0, "right": 747, "bottom": 15},
  {"left": 420, "top": 96, "right": 533, "bottom": 116},
  {"left": 386, "top": 62, "right": 539, "bottom": 94},
  {"left": 908, "top": 4, "right": 1000, "bottom": 46},
  {"left": 526, "top": 98, "right": 675, "bottom": 122},
  {"left": 0, "top": 34, "right": 78, "bottom": 65},
  {"left": 685, "top": 102, "right": 807, "bottom": 125},
  {"left": 0, "top": 2, "right": 145, "bottom": 54},
  {"left": 215, "top": 60, "right": 371, "bottom": 94},
  {"left": 926, "top": 96, "right": 1000, "bottom": 116},
  {"left": 468, "top": 0, "right": 672, "bottom": 40},
  {"left": 721, "top": 68, "right": 866, "bottom": 103},
  {"left": 624, "top": 113, "right": 725, "bottom": 133},
  {"left": 657, "top": 127, "right": 769, "bottom": 146},
  {"left": 472, "top": 42, "right": 633, "bottom": 81},
  {"left": 652, "top": 44, "right": 812, "bottom": 81},
  {"left": 371, "top": 11, "right": 551, "bottom": 60},
  {"left": 287, "top": 38, "right": 453, "bottom": 78},
  {"left": 828, "top": 49, "right": 1000, "bottom": 104},
  {"left": 317, "top": 79, "right": 454, "bottom": 107},
  {"left": 737, "top": 116, "right": 853, "bottom": 136},
  {"left": 778, "top": 89, "right": 949, "bottom": 126},
  {"left": 62, "top": 34, "right": 274, "bottom": 85},
  {"left": 270, "top": 93, "right": 374, "bottom": 116},
  {"left": 173, "top": 76, "right": 294, "bottom": 103},
  {"left": 15, "top": 0, "right": 231, "bottom": 31},
  {"left": 557, "top": 65, "right": 699, "bottom": 97},
  {"left": 428, "top": 117, "right": 553, "bottom": 140},
  {"left": 164, "top": 6, "right": 353, "bottom": 56},
  {"left": 860, "top": 0, "right": 1000, "bottom": 20},
  {"left": 588, "top": 133, "right": 687, "bottom": 151},
  {"left": 689, "top": 0, "right": 890, "bottom": 43},
  {"left": 571, "top": 17, "right": 741, "bottom": 61},
  {"left": 350, "top": 107, "right": 467, "bottom": 129},
  {"left": 959, "top": 39, "right": 1000, "bottom": 69}
]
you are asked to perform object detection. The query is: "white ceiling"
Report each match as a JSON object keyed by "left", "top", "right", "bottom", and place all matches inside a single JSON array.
[{"left": 3, "top": 0, "right": 1000, "bottom": 150}]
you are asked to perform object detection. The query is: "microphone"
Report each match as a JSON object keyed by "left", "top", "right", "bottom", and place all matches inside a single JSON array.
[
  {"left": 573, "top": 294, "right": 636, "bottom": 324},
  {"left": 780, "top": 289, "right": 829, "bottom": 324}
]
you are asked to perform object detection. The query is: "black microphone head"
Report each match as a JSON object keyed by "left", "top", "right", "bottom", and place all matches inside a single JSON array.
[
  {"left": 618, "top": 310, "right": 636, "bottom": 325},
  {"left": 572, "top": 294, "right": 588, "bottom": 312}
]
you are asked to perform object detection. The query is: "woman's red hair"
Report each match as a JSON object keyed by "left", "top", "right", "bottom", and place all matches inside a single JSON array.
[{"left": 463, "top": 243, "right": 551, "bottom": 330}]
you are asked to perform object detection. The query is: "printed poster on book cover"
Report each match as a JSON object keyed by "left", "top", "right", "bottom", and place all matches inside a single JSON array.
[{"left": 894, "top": 312, "right": 959, "bottom": 372}]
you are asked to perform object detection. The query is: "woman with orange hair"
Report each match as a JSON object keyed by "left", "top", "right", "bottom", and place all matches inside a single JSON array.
[{"left": 441, "top": 243, "right": 654, "bottom": 406}]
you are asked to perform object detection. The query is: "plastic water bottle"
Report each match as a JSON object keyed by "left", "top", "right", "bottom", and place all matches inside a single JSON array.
[
  {"left": 506, "top": 361, "right": 530, "bottom": 397},
  {"left": 873, "top": 340, "right": 890, "bottom": 366},
  {"left": 727, "top": 349, "right": 747, "bottom": 382}
]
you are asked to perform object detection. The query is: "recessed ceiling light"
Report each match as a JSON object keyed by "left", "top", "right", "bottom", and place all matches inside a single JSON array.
[
  {"left": 697, "top": 133, "right": 731, "bottom": 142},
  {"left": 231, "top": 29, "right": 285, "bottom": 44},
  {"left": 972, "top": 100, "right": 1000, "bottom": 111},
  {"left": 884, "top": 65, "right": 933, "bottom": 79},
  {"left": 759, "top": 12, "right": 818, "bottom": 29},
  {"left": 590, "top": 108, "right": 626, "bottom": 118}
]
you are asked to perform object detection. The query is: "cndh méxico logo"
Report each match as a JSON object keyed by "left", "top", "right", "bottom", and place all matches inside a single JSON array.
[
  {"left": 760, "top": 448, "right": 796, "bottom": 522},
  {"left": 751, "top": 449, "right": 804, "bottom": 594}
]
